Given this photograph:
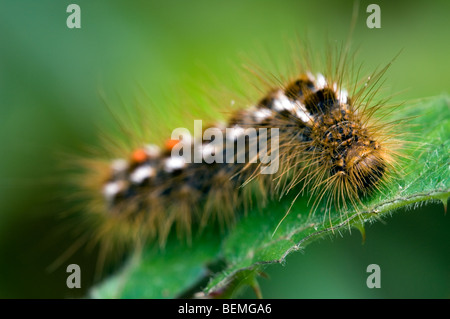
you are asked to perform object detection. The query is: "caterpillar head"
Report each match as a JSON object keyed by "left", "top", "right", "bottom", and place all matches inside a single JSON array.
[
  {"left": 317, "top": 116, "right": 388, "bottom": 193},
  {"left": 301, "top": 80, "right": 393, "bottom": 209}
]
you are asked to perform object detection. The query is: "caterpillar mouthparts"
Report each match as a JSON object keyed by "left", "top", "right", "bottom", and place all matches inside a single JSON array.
[{"left": 94, "top": 69, "right": 396, "bottom": 246}]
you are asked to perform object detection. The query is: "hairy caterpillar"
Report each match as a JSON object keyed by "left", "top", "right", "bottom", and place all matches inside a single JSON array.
[{"left": 67, "top": 38, "right": 404, "bottom": 269}]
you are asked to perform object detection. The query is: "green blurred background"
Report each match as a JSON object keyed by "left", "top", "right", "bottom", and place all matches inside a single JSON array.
[{"left": 0, "top": 0, "right": 449, "bottom": 298}]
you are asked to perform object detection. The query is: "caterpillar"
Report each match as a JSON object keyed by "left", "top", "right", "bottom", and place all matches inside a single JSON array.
[{"left": 69, "top": 39, "right": 403, "bottom": 266}]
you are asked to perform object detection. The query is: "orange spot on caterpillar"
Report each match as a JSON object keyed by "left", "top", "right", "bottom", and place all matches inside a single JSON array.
[
  {"left": 165, "top": 139, "right": 180, "bottom": 151},
  {"left": 131, "top": 148, "right": 148, "bottom": 163}
]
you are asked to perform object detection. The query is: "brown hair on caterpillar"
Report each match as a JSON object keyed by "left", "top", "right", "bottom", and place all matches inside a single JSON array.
[
  {"left": 63, "top": 39, "right": 406, "bottom": 277},
  {"left": 81, "top": 67, "right": 401, "bottom": 248}
]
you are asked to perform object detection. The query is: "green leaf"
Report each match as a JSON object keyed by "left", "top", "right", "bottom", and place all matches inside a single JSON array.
[{"left": 90, "top": 95, "right": 449, "bottom": 299}]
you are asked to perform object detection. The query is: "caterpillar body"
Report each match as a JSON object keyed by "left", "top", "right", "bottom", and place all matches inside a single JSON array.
[{"left": 76, "top": 50, "right": 401, "bottom": 254}]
